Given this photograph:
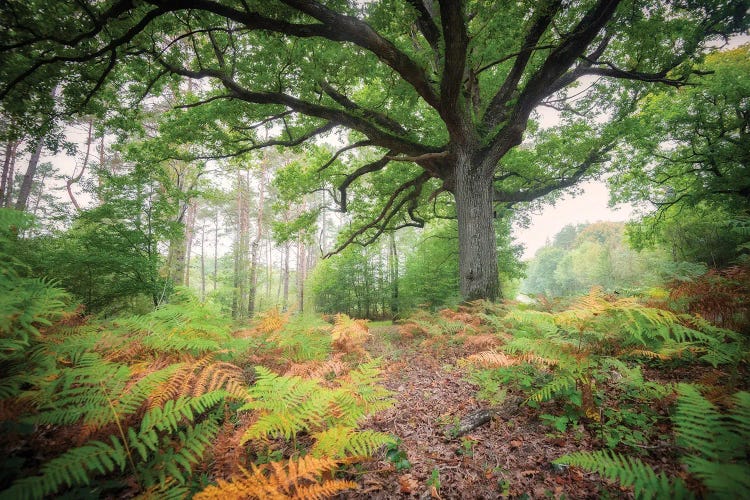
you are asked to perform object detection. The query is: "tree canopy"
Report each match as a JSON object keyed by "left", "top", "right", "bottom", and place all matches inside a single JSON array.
[{"left": 1, "top": 0, "right": 748, "bottom": 300}]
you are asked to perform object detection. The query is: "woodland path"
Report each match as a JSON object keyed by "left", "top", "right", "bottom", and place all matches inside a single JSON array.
[{"left": 342, "top": 325, "right": 600, "bottom": 499}]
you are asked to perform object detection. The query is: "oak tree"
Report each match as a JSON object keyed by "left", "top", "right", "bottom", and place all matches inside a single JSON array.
[{"left": 1, "top": 0, "right": 747, "bottom": 300}]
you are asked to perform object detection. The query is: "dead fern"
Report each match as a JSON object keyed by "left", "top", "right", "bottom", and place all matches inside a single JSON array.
[
  {"left": 462, "top": 350, "right": 519, "bottom": 368},
  {"left": 331, "top": 314, "right": 370, "bottom": 358},
  {"left": 149, "top": 356, "right": 249, "bottom": 409},
  {"left": 254, "top": 308, "right": 290, "bottom": 336},
  {"left": 194, "top": 456, "right": 357, "bottom": 499}
]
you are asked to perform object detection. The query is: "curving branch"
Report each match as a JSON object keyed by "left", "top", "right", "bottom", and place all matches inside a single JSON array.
[
  {"left": 316, "top": 140, "right": 373, "bottom": 172},
  {"left": 494, "top": 142, "right": 615, "bottom": 205},
  {"left": 321, "top": 82, "right": 407, "bottom": 135},
  {"left": 161, "top": 121, "right": 336, "bottom": 161},
  {"left": 1, "top": 5, "right": 171, "bottom": 100},
  {"left": 325, "top": 171, "right": 431, "bottom": 257},
  {"left": 337, "top": 153, "right": 393, "bottom": 212},
  {"left": 158, "top": 61, "right": 436, "bottom": 156}
]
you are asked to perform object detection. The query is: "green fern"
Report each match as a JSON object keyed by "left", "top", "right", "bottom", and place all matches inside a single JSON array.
[
  {"left": 554, "top": 450, "right": 690, "bottom": 499},
  {"left": 0, "top": 437, "right": 127, "bottom": 500},
  {"left": 311, "top": 426, "right": 396, "bottom": 459},
  {"left": 527, "top": 374, "right": 578, "bottom": 404},
  {"left": 240, "top": 363, "right": 393, "bottom": 445},
  {"left": 137, "top": 416, "right": 221, "bottom": 486},
  {"left": 673, "top": 384, "right": 750, "bottom": 498}
]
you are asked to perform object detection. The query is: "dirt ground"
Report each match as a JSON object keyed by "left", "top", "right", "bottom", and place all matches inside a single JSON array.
[{"left": 341, "top": 325, "right": 611, "bottom": 499}]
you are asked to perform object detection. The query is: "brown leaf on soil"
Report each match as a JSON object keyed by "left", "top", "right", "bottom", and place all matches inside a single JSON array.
[{"left": 399, "top": 474, "right": 419, "bottom": 494}]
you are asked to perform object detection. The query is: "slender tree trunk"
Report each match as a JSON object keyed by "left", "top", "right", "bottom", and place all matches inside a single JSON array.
[
  {"left": 4, "top": 143, "right": 17, "bottom": 207},
  {"left": 213, "top": 210, "right": 219, "bottom": 292},
  {"left": 183, "top": 200, "right": 198, "bottom": 286},
  {"left": 15, "top": 136, "right": 44, "bottom": 211},
  {"left": 66, "top": 119, "right": 93, "bottom": 212},
  {"left": 282, "top": 242, "right": 290, "bottom": 312},
  {"left": 31, "top": 168, "right": 48, "bottom": 216},
  {"left": 200, "top": 221, "right": 206, "bottom": 301},
  {"left": 454, "top": 152, "right": 500, "bottom": 301},
  {"left": 297, "top": 234, "right": 306, "bottom": 313},
  {"left": 389, "top": 232, "right": 399, "bottom": 318},
  {"left": 266, "top": 236, "right": 272, "bottom": 298},
  {"left": 248, "top": 162, "right": 265, "bottom": 317},
  {"left": 0, "top": 140, "right": 18, "bottom": 207}
]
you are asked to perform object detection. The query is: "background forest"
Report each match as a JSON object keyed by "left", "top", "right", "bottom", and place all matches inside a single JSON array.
[{"left": 1, "top": 0, "right": 749, "bottom": 498}]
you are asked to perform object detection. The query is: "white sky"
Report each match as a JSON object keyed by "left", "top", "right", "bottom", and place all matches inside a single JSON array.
[{"left": 512, "top": 180, "right": 636, "bottom": 259}]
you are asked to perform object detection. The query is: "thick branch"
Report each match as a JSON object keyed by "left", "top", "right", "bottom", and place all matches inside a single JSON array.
[
  {"left": 160, "top": 62, "right": 435, "bottom": 156},
  {"left": 483, "top": 1, "right": 562, "bottom": 130},
  {"left": 277, "top": 0, "right": 440, "bottom": 109},
  {"left": 321, "top": 82, "right": 407, "bottom": 135},
  {"left": 405, "top": 0, "right": 441, "bottom": 52},
  {"left": 438, "top": 0, "right": 469, "bottom": 132}
]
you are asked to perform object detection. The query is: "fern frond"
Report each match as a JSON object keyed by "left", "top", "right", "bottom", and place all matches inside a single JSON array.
[
  {"left": 311, "top": 426, "right": 395, "bottom": 459},
  {"left": 462, "top": 350, "right": 519, "bottom": 368},
  {"left": 681, "top": 456, "right": 750, "bottom": 498},
  {"left": 673, "top": 384, "right": 724, "bottom": 460},
  {"left": 0, "top": 436, "right": 127, "bottom": 500},
  {"left": 139, "top": 416, "right": 221, "bottom": 486},
  {"left": 527, "top": 375, "right": 577, "bottom": 404},
  {"left": 194, "top": 456, "right": 356, "bottom": 500},
  {"left": 554, "top": 450, "right": 689, "bottom": 500}
]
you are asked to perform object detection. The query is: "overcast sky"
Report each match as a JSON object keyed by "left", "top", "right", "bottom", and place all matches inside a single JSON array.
[{"left": 512, "top": 180, "right": 636, "bottom": 259}]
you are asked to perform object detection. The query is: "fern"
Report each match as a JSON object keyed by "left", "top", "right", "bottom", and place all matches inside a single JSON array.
[
  {"left": 240, "top": 363, "right": 392, "bottom": 445},
  {"left": 527, "top": 374, "right": 578, "bottom": 404},
  {"left": 138, "top": 416, "right": 221, "bottom": 486},
  {"left": 311, "top": 426, "right": 395, "bottom": 459},
  {"left": 194, "top": 456, "right": 357, "bottom": 499},
  {"left": 0, "top": 436, "right": 127, "bottom": 500},
  {"left": 462, "top": 350, "right": 519, "bottom": 368},
  {"left": 554, "top": 450, "right": 690, "bottom": 500},
  {"left": 673, "top": 384, "right": 750, "bottom": 498}
]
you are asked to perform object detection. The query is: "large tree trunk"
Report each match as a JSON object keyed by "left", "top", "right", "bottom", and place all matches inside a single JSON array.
[
  {"left": 15, "top": 136, "right": 44, "bottom": 211},
  {"left": 454, "top": 152, "right": 500, "bottom": 301}
]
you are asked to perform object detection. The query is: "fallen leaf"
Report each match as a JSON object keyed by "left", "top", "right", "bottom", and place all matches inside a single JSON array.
[
  {"left": 399, "top": 474, "right": 418, "bottom": 494},
  {"left": 521, "top": 469, "right": 539, "bottom": 476},
  {"left": 510, "top": 440, "right": 523, "bottom": 448}
]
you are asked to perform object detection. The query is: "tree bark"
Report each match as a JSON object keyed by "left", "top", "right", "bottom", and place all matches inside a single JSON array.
[
  {"left": 0, "top": 140, "right": 18, "bottom": 207},
  {"left": 66, "top": 119, "right": 93, "bottom": 212},
  {"left": 248, "top": 162, "right": 266, "bottom": 317},
  {"left": 15, "top": 136, "right": 44, "bottom": 211},
  {"left": 282, "top": 241, "right": 290, "bottom": 311},
  {"left": 200, "top": 221, "right": 206, "bottom": 301},
  {"left": 389, "top": 232, "right": 399, "bottom": 318},
  {"left": 454, "top": 151, "right": 500, "bottom": 301},
  {"left": 183, "top": 199, "right": 198, "bottom": 286}
]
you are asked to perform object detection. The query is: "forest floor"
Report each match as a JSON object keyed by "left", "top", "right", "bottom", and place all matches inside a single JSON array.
[{"left": 341, "top": 324, "right": 606, "bottom": 499}]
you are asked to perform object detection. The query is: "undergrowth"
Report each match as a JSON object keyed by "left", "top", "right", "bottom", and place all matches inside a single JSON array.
[{"left": 0, "top": 234, "right": 393, "bottom": 500}]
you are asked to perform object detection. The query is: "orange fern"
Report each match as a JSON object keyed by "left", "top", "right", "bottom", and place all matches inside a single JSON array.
[
  {"left": 331, "top": 314, "right": 370, "bottom": 357},
  {"left": 195, "top": 456, "right": 357, "bottom": 499},
  {"left": 463, "top": 350, "right": 519, "bottom": 368}
]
